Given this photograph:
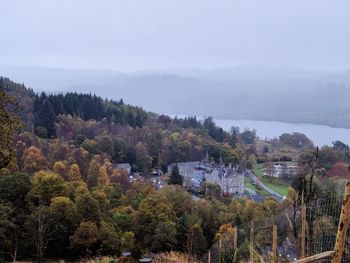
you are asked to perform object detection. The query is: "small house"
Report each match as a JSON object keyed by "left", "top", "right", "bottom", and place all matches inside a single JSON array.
[{"left": 117, "top": 163, "right": 131, "bottom": 175}]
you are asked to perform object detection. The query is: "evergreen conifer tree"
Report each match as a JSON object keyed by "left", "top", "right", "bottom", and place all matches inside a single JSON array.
[
  {"left": 34, "top": 99, "right": 56, "bottom": 138},
  {"left": 168, "top": 164, "right": 183, "bottom": 186}
]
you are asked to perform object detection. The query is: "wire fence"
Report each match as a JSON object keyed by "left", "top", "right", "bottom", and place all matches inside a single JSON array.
[{"left": 205, "top": 193, "right": 350, "bottom": 263}]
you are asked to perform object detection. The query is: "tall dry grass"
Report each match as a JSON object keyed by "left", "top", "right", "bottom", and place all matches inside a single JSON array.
[{"left": 152, "top": 252, "right": 202, "bottom": 263}]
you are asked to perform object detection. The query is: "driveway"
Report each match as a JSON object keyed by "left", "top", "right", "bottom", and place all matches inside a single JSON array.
[{"left": 246, "top": 170, "right": 284, "bottom": 201}]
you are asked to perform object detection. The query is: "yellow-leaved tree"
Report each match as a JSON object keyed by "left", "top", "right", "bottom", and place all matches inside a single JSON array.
[{"left": 0, "top": 91, "right": 20, "bottom": 169}]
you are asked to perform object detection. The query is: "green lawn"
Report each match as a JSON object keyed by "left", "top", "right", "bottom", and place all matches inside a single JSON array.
[
  {"left": 244, "top": 181, "right": 270, "bottom": 196},
  {"left": 253, "top": 163, "right": 289, "bottom": 196},
  {"left": 260, "top": 177, "right": 289, "bottom": 196},
  {"left": 253, "top": 163, "right": 264, "bottom": 177},
  {"left": 244, "top": 182, "right": 256, "bottom": 191},
  {"left": 244, "top": 175, "right": 253, "bottom": 184}
]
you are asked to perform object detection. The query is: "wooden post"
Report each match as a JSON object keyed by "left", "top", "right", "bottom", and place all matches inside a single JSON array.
[
  {"left": 332, "top": 181, "right": 350, "bottom": 263},
  {"left": 301, "top": 204, "right": 306, "bottom": 259},
  {"left": 233, "top": 226, "right": 238, "bottom": 251},
  {"left": 208, "top": 250, "right": 211, "bottom": 263},
  {"left": 272, "top": 225, "right": 277, "bottom": 263},
  {"left": 294, "top": 251, "right": 333, "bottom": 263},
  {"left": 250, "top": 221, "right": 254, "bottom": 263}
]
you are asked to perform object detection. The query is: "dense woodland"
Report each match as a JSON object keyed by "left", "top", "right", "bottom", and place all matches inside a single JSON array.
[{"left": 1, "top": 77, "right": 349, "bottom": 262}]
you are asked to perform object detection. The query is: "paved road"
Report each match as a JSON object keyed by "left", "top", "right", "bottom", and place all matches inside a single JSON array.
[
  {"left": 245, "top": 188, "right": 257, "bottom": 195},
  {"left": 245, "top": 170, "right": 284, "bottom": 201}
]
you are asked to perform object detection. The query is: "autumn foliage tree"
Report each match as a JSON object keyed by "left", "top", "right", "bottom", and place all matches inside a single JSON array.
[
  {"left": 87, "top": 159, "right": 100, "bottom": 188},
  {"left": 67, "top": 164, "right": 82, "bottom": 182},
  {"left": 69, "top": 221, "right": 100, "bottom": 256},
  {"left": 53, "top": 161, "right": 67, "bottom": 180},
  {"left": 0, "top": 77, "right": 295, "bottom": 262},
  {"left": 97, "top": 165, "right": 110, "bottom": 186},
  {"left": 23, "top": 146, "right": 48, "bottom": 174},
  {"left": 0, "top": 90, "right": 20, "bottom": 169}
]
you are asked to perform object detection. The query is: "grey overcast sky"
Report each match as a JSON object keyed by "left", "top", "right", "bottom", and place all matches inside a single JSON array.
[{"left": 1, "top": 0, "right": 350, "bottom": 71}]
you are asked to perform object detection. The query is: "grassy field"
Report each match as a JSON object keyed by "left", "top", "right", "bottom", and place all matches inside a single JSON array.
[
  {"left": 244, "top": 176, "right": 270, "bottom": 196},
  {"left": 253, "top": 163, "right": 264, "bottom": 177},
  {"left": 245, "top": 183, "right": 270, "bottom": 196},
  {"left": 253, "top": 163, "right": 289, "bottom": 196},
  {"left": 245, "top": 175, "right": 253, "bottom": 184},
  {"left": 261, "top": 177, "right": 289, "bottom": 196}
]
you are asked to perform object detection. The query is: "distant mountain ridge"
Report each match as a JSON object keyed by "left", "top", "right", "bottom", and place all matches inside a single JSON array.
[{"left": 1, "top": 64, "right": 350, "bottom": 128}]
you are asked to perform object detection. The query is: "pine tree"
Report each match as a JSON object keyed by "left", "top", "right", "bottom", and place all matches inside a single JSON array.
[
  {"left": 34, "top": 99, "right": 56, "bottom": 138},
  {"left": 168, "top": 164, "right": 183, "bottom": 186}
]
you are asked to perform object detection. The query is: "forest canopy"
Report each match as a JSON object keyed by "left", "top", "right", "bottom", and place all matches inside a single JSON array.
[{"left": 1, "top": 77, "right": 347, "bottom": 262}]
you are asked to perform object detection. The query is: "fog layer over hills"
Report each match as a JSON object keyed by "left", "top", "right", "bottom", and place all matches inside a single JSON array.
[{"left": 1, "top": 65, "right": 350, "bottom": 128}]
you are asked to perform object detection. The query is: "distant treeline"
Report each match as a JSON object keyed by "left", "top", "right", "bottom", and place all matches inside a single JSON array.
[
  {"left": 173, "top": 116, "right": 226, "bottom": 143},
  {"left": 0, "top": 77, "right": 149, "bottom": 138},
  {"left": 32, "top": 92, "right": 148, "bottom": 138},
  {"left": 0, "top": 77, "right": 35, "bottom": 97}
]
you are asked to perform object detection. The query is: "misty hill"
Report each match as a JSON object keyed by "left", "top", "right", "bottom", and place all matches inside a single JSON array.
[{"left": 1, "top": 65, "right": 350, "bottom": 128}]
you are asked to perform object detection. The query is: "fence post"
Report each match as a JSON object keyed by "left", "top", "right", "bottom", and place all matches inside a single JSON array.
[
  {"left": 233, "top": 226, "right": 237, "bottom": 251},
  {"left": 208, "top": 250, "right": 211, "bottom": 263},
  {"left": 332, "top": 182, "right": 350, "bottom": 263},
  {"left": 301, "top": 204, "right": 306, "bottom": 259},
  {"left": 250, "top": 221, "right": 254, "bottom": 263},
  {"left": 272, "top": 225, "right": 277, "bottom": 263}
]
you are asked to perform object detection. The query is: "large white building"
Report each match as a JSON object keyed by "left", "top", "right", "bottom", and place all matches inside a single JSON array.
[{"left": 168, "top": 155, "right": 245, "bottom": 196}]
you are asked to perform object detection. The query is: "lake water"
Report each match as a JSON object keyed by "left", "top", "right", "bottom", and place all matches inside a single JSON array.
[
  {"left": 169, "top": 114, "right": 350, "bottom": 146},
  {"left": 216, "top": 119, "right": 350, "bottom": 146}
]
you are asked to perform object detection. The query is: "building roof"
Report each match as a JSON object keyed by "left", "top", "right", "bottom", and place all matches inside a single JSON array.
[
  {"left": 117, "top": 163, "right": 131, "bottom": 169},
  {"left": 168, "top": 161, "right": 200, "bottom": 168}
]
